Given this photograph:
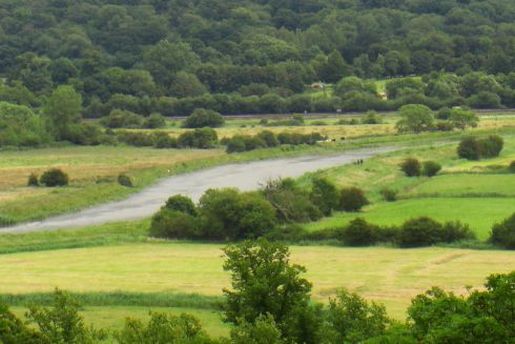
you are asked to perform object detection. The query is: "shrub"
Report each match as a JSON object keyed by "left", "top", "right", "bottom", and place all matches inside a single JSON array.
[
  {"left": 117, "top": 131, "right": 155, "bottom": 147},
  {"left": 149, "top": 209, "right": 199, "bottom": 239},
  {"left": 177, "top": 128, "right": 218, "bottom": 149},
  {"left": 398, "top": 217, "right": 443, "bottom": 247},
  {"left": 458, "top": 135, "right": 504, "bottom": 160},
  {"left": 198, "top": 189, "right": 277, "bottom": 240},
  {"left": 422, "top": 161, "right": 442, "bottom": 177},
  {"left": 400, "top": 158, "right": 421, "bottom": 177},
  {"left": 256, "top": 130, "right": 279, "bottom": 147},
  {"left": 361, "top": 111, "right": 383, "bottom": 124},
  {"left": 341, "top": 218, "right": 380, "bottom": 246},
  {"left": 489, "top": 213, "right": 515, "bottom": 249},
  {"left": 440, "top": 221, "right": 475, "bottom": 243},
  {"left": 101, "top": 109, "right": 144, "bottom": 128},
  {"left": 164, "top": 195, "right": 197, "bottom": 216},
  {"left": 143, "top": 113, "right": 166, "bottom": 129},
  {"left": 509, "top": 161, "right": 515, "bottom": 173},
  {"left": 153, "top": 132, "right": 177, "bottom": 149},
  {"left": 380, "top": 188, "right": 398, "bottom": 202},
  {"left": 262, "top": 178, "right": 322, "bottom": 223},
  {"left": 436, "top": 107, "right": 451, "bottom": 120},
  {"left": 310, "top": 177, "right": 340, "bottom": 216},
  {"left": 117, "top": 173, "right": 133, "bottom": 187},
  {"left": 40, "top": 168, "right": 69, "bottom": 187},
  {"left": 27, "top": 173, "right": 39, "bottom": 187},
  {"left": 457, "top": 137, "right": 481, "bottom": 160},
  {"left": 226, "top": 136, "right": 247, "bottom": 153},
  {"left": 263, "top": 224, "right": 306, "bottom": 242},
  {"left": 339, "top": 187, "right": 369, "bottom": 212},
  {"left": 182, "top": 108, "right": 224, "bottom": 128}
]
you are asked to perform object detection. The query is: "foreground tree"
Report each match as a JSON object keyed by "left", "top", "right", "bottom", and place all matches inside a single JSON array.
[{"left": 223, "top": 240, "right": 313, "bottom": 342}]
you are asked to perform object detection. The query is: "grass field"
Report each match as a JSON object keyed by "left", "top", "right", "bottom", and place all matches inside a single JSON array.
[
  {"left": 1, "top": 242, "right": 513, "bottom": 321},
  {"left": 301, "top": 131, "right": 515, "bottom": 239}
]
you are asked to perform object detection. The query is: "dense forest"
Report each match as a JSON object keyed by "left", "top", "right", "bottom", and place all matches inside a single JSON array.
[{"left": 0, "top": 0, "right": 514, "bottom": 118}]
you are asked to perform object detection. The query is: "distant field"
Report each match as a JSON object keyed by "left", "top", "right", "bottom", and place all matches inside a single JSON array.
[{"left": 1, "top": 242, "right": 513, "bottom": 320}]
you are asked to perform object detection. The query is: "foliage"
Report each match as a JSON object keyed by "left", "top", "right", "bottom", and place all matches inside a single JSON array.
[
  {"left": 400, "top": 158, "right": 421, "bottom": 177},
  {"left": 510, "top": 161, "right": 515, "bottom": 174},
  {"left": 458, "top": 136, "right": 504, "bottom": 160},
  {"left": 115, "top": 312, "right": 213, "bottom": 344},
  {"left": 319, "top": 289, "right": 390, "bottom": 343},
  {"left": 117, "top": 174, "right": 133, "bottom": 188},
  {"left": 449, "top": 108, "right": 479, "bottom": 130},
  {"left": 340, "top": 218, "right": 380, "bottom": 246},
  {"left": 309, "top": 177, "right": 340, "bottom": 216},
  {"left": 183, "top": 109, "right": 225, "bottom": 128},
  {"left": 340, "top": 187, "right": 369, "bottom": 212},
  {"left": 143, "top": 113, "right": 166, "bottom": 129},
  {"left": 398, "top": 217, "right": 474, "bottom": 248},
  {"left": 490, "top": 213, "right": 515, "bottom": 249},
  {"left": 0, "top": 303, "right": 44, "bottom": 344},
  {"left": 40, "top": 169, "right": 69, "bottom": 187},
  {"left": 380, "top": 188, "right": 397, "bottom": 202},
  {"left": 43, "top": 86, "right": 82, "bottom": 141},
  {"left": 230, "top": 314, "right": 285, "bottom": 344},
  {"left": 164, "top": 195, "right": 197, "bottom": 216},
  {"left": 149, "top": 210, "right": 199, "bottom": 240},
  {"left": 396, "top": 104, "right": 434, "bottom": 134},
  {"left": 222, "top": 240, "right": 312, "bottom": 342},
  {"left": 101, "top": 109, "right": 144, "bottom": 129},
  {"left": 178, "top": 128, "right": 218, "bottom": 149},
  {"left": 27, "top": 173, "right": 39, "bottom": 187},
  {"left": 0, "top": 102, "right": 50, "bottom": 147},
  {"left": 422, "top": 161, "right": 441, "bottom": 177}
]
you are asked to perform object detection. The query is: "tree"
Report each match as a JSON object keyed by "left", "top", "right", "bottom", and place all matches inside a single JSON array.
[
  {"left": 0, "top": 303, "right": 44, "bottom": 344},
  {"left": 396, "top": 104, "right": 434, "bottom": 133},
  {"left": 43, "top": 85, "right": 82, "bottom": 141},
  {"left": 0, "top": 101, "right": 50, "bottom": 147},
  {"left": 223, "top": 240, "right": 312, "bottom": 342},
  {"left": 310, "top": 177, "right": 340, "bottom": 216},
  {"left": 449, "top": 108, "right": 479, "bottom": 129}
]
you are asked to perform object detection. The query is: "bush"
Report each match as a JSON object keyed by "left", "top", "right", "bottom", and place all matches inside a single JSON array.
[
  {"left": 400, "top": 158, "right": 421, "bottom": 177},
  {"left": 226, "top": 136, "right": 247, "bottom": 153},
  {"left": 440, "top": 221, "right": 475, "bottom": 243},
  {"left": 117, "top": 131, "right": 155, "bottom": 147},
  {"left": 149, "top": 209, "right": 199, "bottom": 239},
  {"left": 182, "top": 108, "right": 224, "bottom": 128},
  {"left": 436, "top": 107, "right": 451, "bottom": 120},
  {"left": 143, "top": 113, "right": 166, "bottom": 129},
  {"left": 509, "top": 161, "right": 515, "bottom": 173},
  {"left": 263, "top": 224, "right": 306, "bottom": 242},
  {"left": 361, "top": 111, "right": 383, "bottom": 124},
  {"left": 422, "top": 161, "right": 442, "bottom": 177},
  {"left": 27, "top": 173, "right": 39, "bottom": 187},
  {"left": 117, "top": 173, "right": 133, "bottom": 187},
  {"left": 40, "top": 168, "right": 69, "bottom": 187},
  {"left": 489, "top": 213, "right": 515, "bottom": 249},
  {"left": 310, "top": 177, "right": 340, "bottom": 216},
  {"left": 256, "top": 130, "right": 279, "bottom": 147},
  {"left": 101, "top": 109, "right": 144, "bottom": 128},
  {"left": 458, "top": 135, "right": 504, "bottom": 160},
  {"left": 380, "top": 188, "right": 398, "bottom": 202},
  {"left": 262, "top": 178, "right": 322, "bottom": 223},
  {"left": 153, "top": 132, "right": 177, "bottom": 149},
  {"left": 198, "top": 189, "right": 277, "bottom": 240},
  {"left": 398, "top": 217, "right": 443, "bottom": 247},
  {"left": 177, "top": 128, "right": 218, "bottom": 149},
  {"left": 339, "top": 187, "right": 369, "bottom": 212},
  {"left": 164, "top": 195, "right": 197, "bottom": 216},
  {"left": 341, "top": 218, "right": 380, "bottom": 246}
]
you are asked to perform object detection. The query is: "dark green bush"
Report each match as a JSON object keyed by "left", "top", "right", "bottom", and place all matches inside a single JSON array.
[
  {"left": 422, "top": 161, "right": 442, "bottom": 177},
  {"left": 198, "top": 188, "right": 277, "bottom": 240},
  {"left": 440, "top": 221, "right": 475, "bottom": 243},
  {"left": 509, "top": 161, "right": 515, "bottom": 173},
  {"left": 263, "top": 224, "right": 306, "bottom": 242},
  {"left": 177, "top": 128, "right": 218, "bottom": 149},
  {"left": 27, "top": 173, "right": 39, "bottom": 187},
  {"left": 143, "top": 113, "right": 166, "bottom": 129},
  {"left": 310, "top": 177, "right": 340, "bottom": 216},
  {"left": 101, "top": 109, "right": 144, "bottom": 128},
  {"left": 40, "top": 168, "right": 69, "bottom": 187},
  {"left": 117, "top": 131, "right": 155, "bottom": 147},
  {"left": 436, "top": 107, "right": 451, "bottom": 120},
  {"left": 380, "top": 188, "right": 398, "bottom": 202},
  {"left": 117, "top": 174, "right": 133, "bottom": 187},
  {"left": 489, "top": 213, "right": 515, "bottom": 249},
  {"left": 341, "top": 218, "right": 380, "bottom": 246},
  {"left": 256, "top": 130, "right": 279, "bottom": 147},
  {"left": 361, "top": 111, "right": 383, "bottom": 124},
  {"left": 398, "top": 217, "right": 443, "bottom": 247},
  {"left": 400, "top": 158, "right": 421, "bottom": 177},
  {"left": 149, "top": 209, "right": 199, "bottom": 239},
  {"left": 339, "top": 187, "right": 369, "bottom": 212},
  {"left": 153, "top": 132, "right": 177, "bottom": 149},
  {"left": 164, "top": 195, "right": 197, "bottom": 216},
  {"left": 226, "top": 136, "right": 247, "bottom": 153},
  {"left": 182, "top": 108, "right": 224, "bottom": 128},
  {"left": 458, "top": 135, "right": 504, "bottom": 160},
  {"left": 262, "top": 178, "right": 322, "bottom": 223}
]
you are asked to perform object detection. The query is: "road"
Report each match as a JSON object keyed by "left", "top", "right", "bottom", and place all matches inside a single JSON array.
[{"left": 1, "top": 147, "right": 395, "bottom": 234}]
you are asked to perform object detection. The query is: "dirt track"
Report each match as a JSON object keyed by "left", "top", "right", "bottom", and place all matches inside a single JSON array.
[{"left": 1, "top": 147, "right": 394, "bottom": 234}]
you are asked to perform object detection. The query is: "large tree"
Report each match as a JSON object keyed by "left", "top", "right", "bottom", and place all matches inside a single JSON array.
[{"left": 43, "top": 85, "right": 82, "bottom": 141}]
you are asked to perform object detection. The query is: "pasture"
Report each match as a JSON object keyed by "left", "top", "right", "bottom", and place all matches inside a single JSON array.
[{"left": 1, "top": 241, "right": 513, "bottom": 323}]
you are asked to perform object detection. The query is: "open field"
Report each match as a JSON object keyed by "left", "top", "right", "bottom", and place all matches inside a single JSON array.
[
  {"left": 0, "top": 242, "right": 513, "bottom": 321},
  {"left": 302, "top": 131, "right": 515, "bottom": 239}
]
